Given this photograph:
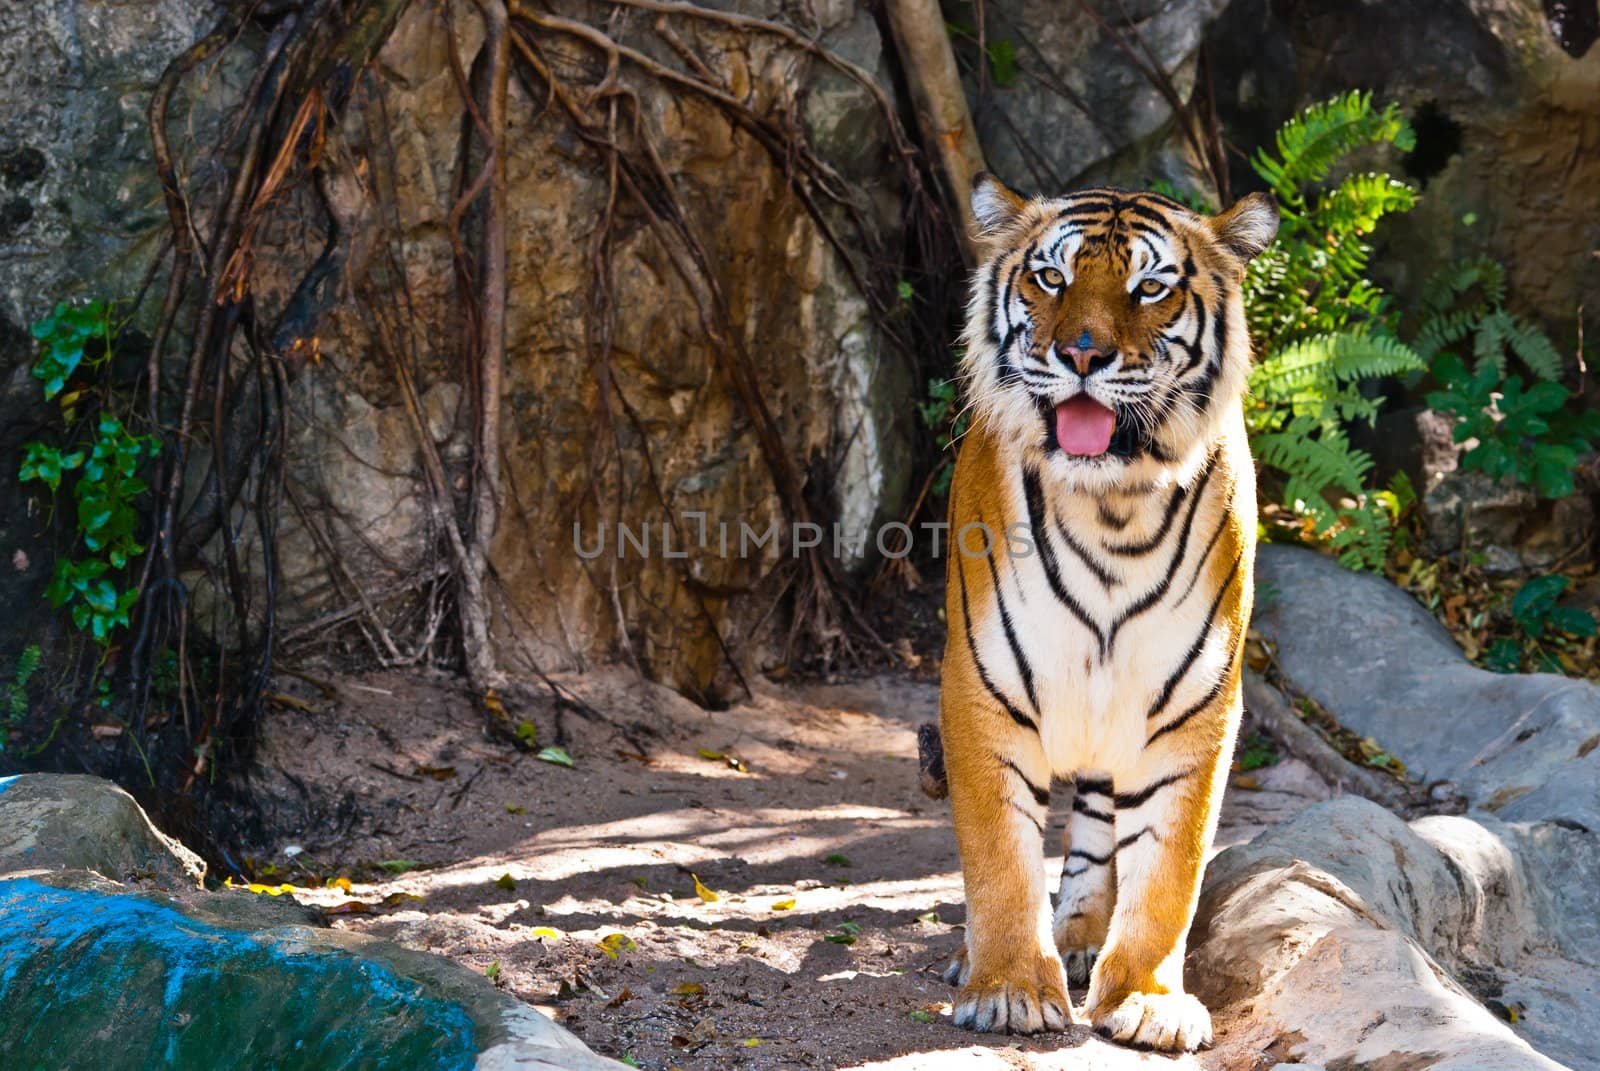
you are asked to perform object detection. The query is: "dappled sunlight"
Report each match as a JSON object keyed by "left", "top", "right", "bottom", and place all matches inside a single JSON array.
[{"left": 841, "top": 1040, "right": 1195, "bottom": 1070}]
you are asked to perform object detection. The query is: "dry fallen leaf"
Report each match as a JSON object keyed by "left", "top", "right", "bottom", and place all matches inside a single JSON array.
[
  {"left": 597, "top": 932, "right": 637, "bottom": 959},
  {"left": 691, "top": 873, "right": 720, "bottom": 903}
]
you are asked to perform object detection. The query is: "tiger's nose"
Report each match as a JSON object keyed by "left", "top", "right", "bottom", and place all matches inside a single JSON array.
[{"left": 1062, "top": 344, "right": 1114, "bottom": 376}]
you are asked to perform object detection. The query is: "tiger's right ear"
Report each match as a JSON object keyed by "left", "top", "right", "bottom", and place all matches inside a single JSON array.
[{"left": 970, "top": 172, "right": 1026, "bottom": 237}]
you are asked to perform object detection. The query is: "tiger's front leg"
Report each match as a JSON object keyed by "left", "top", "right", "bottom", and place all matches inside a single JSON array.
[
  {"left": 1084, "top": 699, "right": 1238, "bottom": 1052},
  {"left": 941, "top": 681, "right": 1072, "bottom": 1035}
]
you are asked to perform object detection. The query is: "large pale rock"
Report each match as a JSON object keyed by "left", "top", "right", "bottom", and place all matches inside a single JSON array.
[
  {"left": 0, "top": 772, "right": 203, "bottom": 888},
  {"left": 1194, "top": 797, "right": 1596, "bottom": 1070},
  {"left": 1252, "top": 544, "right": 1600, "bottom": 832}
]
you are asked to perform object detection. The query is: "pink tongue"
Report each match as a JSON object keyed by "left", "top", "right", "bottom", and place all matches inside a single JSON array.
[{"left": 1055, "top": 395, "right": 1116, "bottom": 456}]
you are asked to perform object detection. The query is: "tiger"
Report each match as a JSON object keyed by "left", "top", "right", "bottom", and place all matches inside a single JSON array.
[{"left": 936, "top": 174, "right": 1278, "bottom": 1051}]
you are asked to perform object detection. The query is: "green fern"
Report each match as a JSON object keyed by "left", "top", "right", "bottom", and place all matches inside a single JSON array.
[
  {"left": 1418, "top": 264, "right": 1592, "bottom": 500},
  {"left": 1411, "top": 258, "right": 1563, "bottom": 381},
  {"left": 1, "top": 644, "right": 40, "bottom": 753},
  {"left": 1244, "top": 94, "right": 1423, "bottom": 570},
  {"left": 1251, "top": 91, "right": 1415, "bottom": 208}
]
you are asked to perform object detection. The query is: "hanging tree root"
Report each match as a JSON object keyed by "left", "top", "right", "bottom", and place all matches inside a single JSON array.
[{"left": 116, "top": 0, "right": 963, "bottom": 803}]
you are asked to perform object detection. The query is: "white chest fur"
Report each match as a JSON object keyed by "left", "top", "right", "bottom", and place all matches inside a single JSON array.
[{"left": 965, "top": 450, "right": 1240, "bottom": 780}]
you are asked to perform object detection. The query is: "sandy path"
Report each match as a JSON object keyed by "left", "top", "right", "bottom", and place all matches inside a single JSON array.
[{"left": 251, "top": 668, "right": 1329, "bottom": 1070}]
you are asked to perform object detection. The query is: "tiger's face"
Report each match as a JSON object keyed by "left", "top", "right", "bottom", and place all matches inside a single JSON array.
[{"left": 959, "top": 176, "right": 1278, "bottom": 491}]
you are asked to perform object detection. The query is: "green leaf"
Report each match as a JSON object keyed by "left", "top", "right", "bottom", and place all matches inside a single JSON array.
[
  {"left": 536, "top": 746, "right": 575, "bottom": 768},
  {"left": 985, "top": 39, "right": 1018, "bottom": 87},
  {"left": 1548, "top": 607, "right": 1598, "bottom": 639}
]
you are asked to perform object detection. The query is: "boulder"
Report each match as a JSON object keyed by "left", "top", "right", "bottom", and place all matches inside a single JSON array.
[
  {"left": 0, "top": 774, "right": 626, "bottom": 1071},
  {"left": 1194, "top": 796, "right": 1597, "bottom": 1070},
  {"left": 1252, "top": 544, "right": 1600, "bottom": 832},
  {"left": 0, "top": 772, "right": 204, "bottom": 888}
]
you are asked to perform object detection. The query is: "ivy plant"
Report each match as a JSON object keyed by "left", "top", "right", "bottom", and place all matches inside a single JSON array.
[
  {"left": 1484, "top": 575, "right": 1599, "bottom": 674},
  {"left": 18, "top": 302, "right": 156, "bottom": 646}
]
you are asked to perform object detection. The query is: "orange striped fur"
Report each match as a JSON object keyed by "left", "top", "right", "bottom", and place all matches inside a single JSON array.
[{"left": 938, "top": 177, "right": 1278, "bottom": 1051}]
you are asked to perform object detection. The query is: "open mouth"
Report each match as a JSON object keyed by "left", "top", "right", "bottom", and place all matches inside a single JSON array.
[{"left": 1053, "top": 394, "right": 1117, "bottom": 457}]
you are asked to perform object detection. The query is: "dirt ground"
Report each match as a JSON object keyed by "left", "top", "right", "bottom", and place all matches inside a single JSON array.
[{"left": 244, "top": 667, "right": 1332, "bottom": 1070}]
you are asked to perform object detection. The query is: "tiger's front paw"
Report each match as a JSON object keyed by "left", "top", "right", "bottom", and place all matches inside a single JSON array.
[
  {"left": 1089, "top": 990, "right": 1212, "bottom": 1052},
  {"left": 940, "top": 945, "right": 971, "bottom": 987},
  {"left": 1061, "top": 944, "right": 1099, "bottom": 988},
  {"left": 952, "top": 948, "right": 1072, "bottom": 1035}
]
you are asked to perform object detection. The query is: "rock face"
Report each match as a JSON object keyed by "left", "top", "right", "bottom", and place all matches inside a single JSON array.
[
  {"left": 0, "top": 0, "right": 217, "bottom": 663},
  {"left": 1207, "top": 0, "right": 1600, "bottom": 345},
  {"left": 0, "top": 2, "right": 918, "bottom": 699},
  {"left": 0, "top": 774, "right": 627, "bottom": 1071},
  {"left": 946, "top": 0, "right": 1232, "bottom": 198}
]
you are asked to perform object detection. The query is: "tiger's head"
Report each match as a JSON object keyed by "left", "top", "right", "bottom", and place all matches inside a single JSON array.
[{"left": 959, "top": 176, "right": 1278, "bottom": 491}]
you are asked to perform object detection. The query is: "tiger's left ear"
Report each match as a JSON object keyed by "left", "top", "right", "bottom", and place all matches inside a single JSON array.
[
  {"left": 970, "top": 172, "right": 1027, "bottom": 238},
  {"left": 1210, "top": 192, "right": 1279, "bottom": 262}
]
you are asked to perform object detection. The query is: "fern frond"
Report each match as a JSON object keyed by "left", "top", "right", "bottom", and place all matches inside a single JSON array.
[
  {"left": 1253, "top": 417, "right": 1375, "bottom": 500},
  {"left": 1506, "top": 315, "right": 1565, "bottom": 381},
  {"left": 1251, "top": 91, "right": 1416, "bottom": 203},
  {"left": 1413, "top": 307, "right": 1477, "bottom": 362},
  {"left": 1250, "top": 330, "right": 1423, "bottom": 403},
  {"left": 1313, "top": 172, "right": 1418, "bottom": 235},
  {"left": 1418, "top": 256, "right": 1504, "bottom": 316},
  {"left": 1474, "top": 309, "right": 1511, "bottom": 377}
]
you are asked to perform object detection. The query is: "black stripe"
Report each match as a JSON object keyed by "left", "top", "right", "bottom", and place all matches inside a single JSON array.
[
  {"left": 956, "top": 547, "right": 1039, "bottom": 735},
  {"left": 1068, "top": 847, "right": 1112, "bottom": 867},
  {"left": 1071, "top": 796, "right": 1113, "bottom": 823},
  {"left": 1173, "top": 510, "right": 1231, "bottom": 610},
  {"left": 1116, "top": 826, "right": 1156, "bottom": 851},
  {"left": 1001, "top": 756, "right": 1050, "bottom": 807},
  {"left": 1097, "top": 500, "right": 1131, "bottom": 529},
  {"left": 988, "top": 260, "right": 1008, "bottom": 346},
  {"left": 1075, "top": 776, "right": 1113, "bottom": 796},
  {"left": 1112, "top": 769, "right": 1191, "bottom": 810},
  {"left": 1146, "top": 550, "right": 1244, "bottom": 725},
  {"left": 1187, "top": 354, "right": 1222, "bottom": 408},
  {"left": 1180, "top": 293, "right": 1210, "bottom": 376},
  {"left": 1053, "top": 510, "right": 1118, "bottom": 588},
  {"left": 1104, "top": 455, "right": 1218, "bottom": 650},
  {"left": 1124, "top": 202, "right": 1174, "bottom": 227},
  {"left": 1210, "top": 296, "right": 1229, "bottom": 371},
  {"left": 982, "top": 536, "right": 1041, "bottom": 716},
  {"left": 1021, "top": 465, "right": 1105, "bottom": 644},
  {"left": 1055, "top": 200, "right": 1119, "bottom": 219},
  {"left": 1148, "top": 615, "right": 1246, "bottom": 745},
  {"left": 1105, "top": 482, "right": 1186, "bottom": 557},
  {"left": 1009, "top": 798, "right": 1046, "bottom": 837}
]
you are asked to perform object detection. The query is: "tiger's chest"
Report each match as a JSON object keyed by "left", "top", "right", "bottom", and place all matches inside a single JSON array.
[{"left": 967, "top": 452, "right": 1249, "bottom": 778}]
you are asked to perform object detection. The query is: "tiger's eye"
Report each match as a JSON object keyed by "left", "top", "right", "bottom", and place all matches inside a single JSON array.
[
  {"left": 1037, "top": 267, "right": 1065, "bottom": 289},
  {"left": 1137, "top": 278, "right": 1168, "bottom": 298}
]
